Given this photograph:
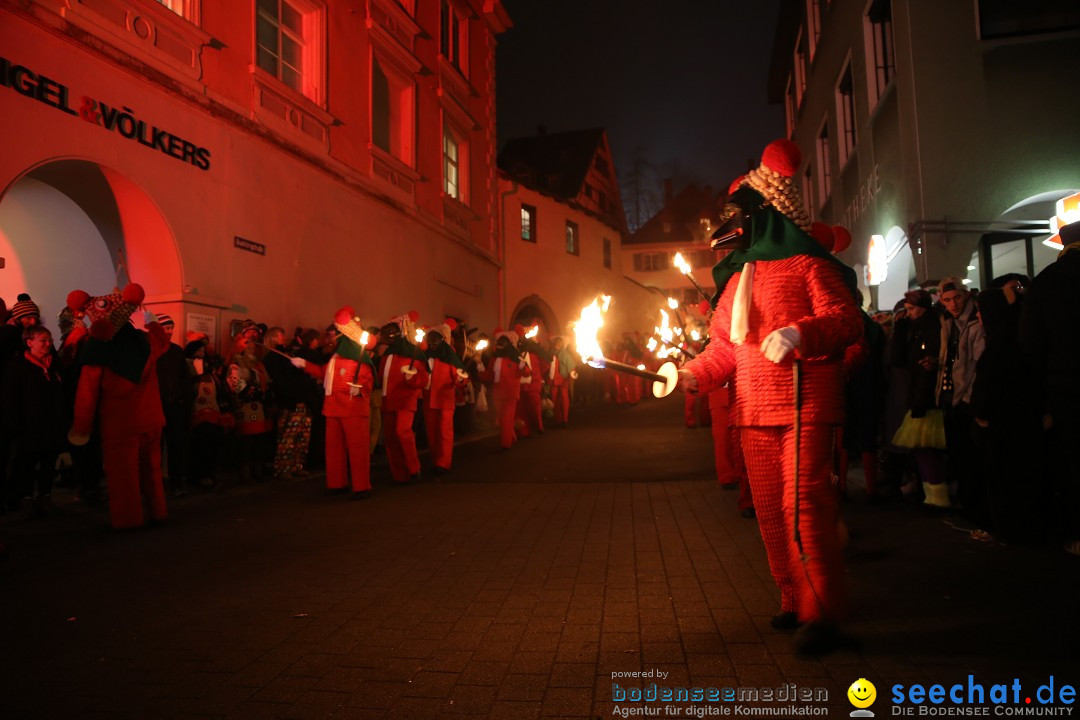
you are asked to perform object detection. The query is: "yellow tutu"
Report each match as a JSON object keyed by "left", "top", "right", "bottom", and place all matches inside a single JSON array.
[{"left": 892, "top": 409, "right": 947, "bottom": 449}]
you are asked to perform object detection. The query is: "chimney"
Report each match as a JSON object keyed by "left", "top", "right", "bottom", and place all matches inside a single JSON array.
[
  {"left": 537, "top": 124, "right": 547, "bottom": 136},
  {"left": 664, "top": 178, "right": 673, "bottom": 204}
]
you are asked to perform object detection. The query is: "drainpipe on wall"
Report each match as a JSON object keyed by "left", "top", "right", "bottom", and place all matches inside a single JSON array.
[{"left": 497, "top": 179, "right": 520, "bottom": 328}]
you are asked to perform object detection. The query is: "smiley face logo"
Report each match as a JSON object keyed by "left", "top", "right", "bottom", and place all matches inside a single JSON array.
[{"left": 848, "top": 678, "right": 877, "bottom": 709}]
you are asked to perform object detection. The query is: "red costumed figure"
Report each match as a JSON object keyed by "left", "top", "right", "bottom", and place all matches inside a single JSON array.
[
  {"left": 67, "top": 284, "right": 171, "bottom": 530},
  {"left": 296, "top": 307, "right": 376, "bottom": 498},
  {"left": 546, "top": 336, "right": 578, "bottom": 427},
  {"left": 515, "top": 324, "right": 545, "bottom": 438},
  {"left": 422, "top": 318, "right": 469, "bottom": 475},
  {"left": 378, "top": 312, "right": 429, "bottom": 483},
  {"left": 679, "top": 140, "right": 862, "bottom": 655},
  {"left": 480, "top": 327, "right": 524, "bottom": 449}
]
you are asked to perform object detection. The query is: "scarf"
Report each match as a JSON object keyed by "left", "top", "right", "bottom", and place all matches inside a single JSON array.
[
  {"left": 79, "top": 322, "right": 150, "bottom": 384},
  {"left": 426, "top": 341, "right": 465, "bottom": 370}
]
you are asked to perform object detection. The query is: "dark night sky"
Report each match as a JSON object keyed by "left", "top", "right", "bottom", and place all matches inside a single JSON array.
[{"left": 495, "top": 0, "right": 785, "bottom": 210}]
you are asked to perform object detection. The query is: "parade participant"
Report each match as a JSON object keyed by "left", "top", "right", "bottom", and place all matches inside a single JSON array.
[
  {"left": 378, "top": 312, "right": 429, "bottom": 483},
  {"left": 186, "top": 335, "right": 232, "bottom": 489},
  {"left": 67, "top": 284, "right": 172, "bottom": 530},
  {"left": 423, "top": 318, "right": 469, "bottom": 475},
  {"left": 480, "top": 327, "right": 525, "bottom": 449},
  {"left": 546, "top": 336, "right": 578, "bottom": 428},
  {"left": 155, "top": 314, "right": 192, "bottom": 496},
  {"left": 516, "top": 323, "right": 545, "bottom": 438},
  {"left": 227, "top": 328, "right": 272, "bottom": 483},
  {"left": 293, "top": 308, "right": 376, "bottom": 498},
  {"left": 678, "top": 139, "right": 862, "bottom": 655}
]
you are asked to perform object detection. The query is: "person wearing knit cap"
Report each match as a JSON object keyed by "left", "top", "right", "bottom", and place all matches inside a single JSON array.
[
  {"left": 154, "top": 312, "right": 191, "bottom": 497},
  {"left": 515, "top": 323, "right": 546, "bottom": 439},
  {"left": 422, "top": 319, "right": 469, "bottom": 475},
  {"left": 479, "top": 327, "right": 526, "bottom": 449},
  {"left": 10, "top": 293, "right": 40, "bottom": 327},
  {"left": 378, "top": 312, "right": 429, "bottom": 483},
  {"left": 294, "top": 308, "right": 376, "bottom": 498},
  {"left": 679, "top": 139, "right": 862, "bottom": 655}
]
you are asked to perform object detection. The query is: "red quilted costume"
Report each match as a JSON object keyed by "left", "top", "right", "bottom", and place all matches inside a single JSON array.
[
  {"left": 422, "top": 318, "right": 469, "bottom": 473},
  {"left": 515, "top": 325, "right": 545, "bottom": 438},
  {"left": 378, "top": 312, "right": 429, "bottom": 482},
  {"left": 301, "top": 307, "right": 376, "bottom": 495},
  {"left": 480, "top": 328, "right": 524, "bottom": 449},
  {"left": 682, "top": 140, "right": 862, "bottom": 648},
  {"left": 67, "top": 284, "right": 170, "bottom": 530}
]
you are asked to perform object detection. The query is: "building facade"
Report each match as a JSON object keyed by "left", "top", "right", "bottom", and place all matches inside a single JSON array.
[
  {"left": 0, "top": 0, "right": 509, "bottom": 348},
  {"left": 769, "top": 0, "right": 1080, "bottom": 309},
  {"left": 498, "top": 128, "right": 657, "bottom": 342}
]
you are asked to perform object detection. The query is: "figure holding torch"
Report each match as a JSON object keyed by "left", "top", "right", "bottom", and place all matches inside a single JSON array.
[
  {"left": 377, "top": 311, "right": 429, "bottom": 483},
  {"left": 676, "top": 140, "right": 862, "bottom": 656}
]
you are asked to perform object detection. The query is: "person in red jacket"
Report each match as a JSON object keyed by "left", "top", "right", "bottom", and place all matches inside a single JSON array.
[
  {"left": 515, "top": 324, "right": 545, "bottom": 438},
  {"left": 546, "top": 336, "right": 578, "bottom": 427},
  {"left": 423, "top": 318, "right": 469, "bottom": 476},
  {"left": 679, "top": 140, "right": 862, "bottom": 655},
  {"left": 294, "top": 307, "right": 376, "bottom": 499},
  {"left": 378, "top": 312, "right": 429, "bottom": 483},
  {"left": 67, "top": 284, "right": 171, "bottom": 530},
  {"left": 480, "top": 328, "right": 525, "bottom": 449}
]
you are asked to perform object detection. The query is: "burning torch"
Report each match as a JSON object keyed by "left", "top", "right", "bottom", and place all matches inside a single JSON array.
[
  {"left": 572, "top": 295, "right": 679, "bottom": 398},
  {"left": 673, "top": 252, "right": 711, "bottom": 303}
]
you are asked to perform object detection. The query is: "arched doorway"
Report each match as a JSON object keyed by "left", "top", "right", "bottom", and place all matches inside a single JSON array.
[
  {"left": 509, "top": 294, "right": 558, "bottom": 343},
  {"left": 0, "top": 159, "right": 181, "bottom": 331}
]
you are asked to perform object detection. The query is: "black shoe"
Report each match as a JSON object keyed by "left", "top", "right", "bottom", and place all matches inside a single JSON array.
[
  {"left": 432, "top": 466, "right": 449, "bottom": 477},
  {"left": 324, "top": 486, "right": 349, "bottom": 496},
  {"left": 794, "top": 621, "right": 858, "bottom": 657},
  {"left": 351, "top": 490, "right": 371, "bottom": 501},
  {"left": 408, "top": 473, "right": 421, "bottom": 484},
  {"left": 739, "top": 507, "right": 757, "bottom": 519},
  {"left": 770, "top": 612, "right": 802, "bottom": 631}
]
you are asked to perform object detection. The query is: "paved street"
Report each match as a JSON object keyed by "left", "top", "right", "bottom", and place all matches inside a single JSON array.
[{"left": 2, "top": 396, "right": 1078, "bottom": 720}]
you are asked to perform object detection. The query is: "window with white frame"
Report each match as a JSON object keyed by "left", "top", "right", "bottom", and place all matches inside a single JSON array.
[
  {"left": 256, "top": 0, "right": 324, "bottom": 104},
  {"left": 565, "top": 221, "right": 579, "bottom": 256},
  {"left": 806, "top": 0, "right": 822, "bottom": 60},
  {"left": 521, "top": 204, "right": 536, "bottom": 242},
  {"left": 836, "top": 61, "right": 856, "bottom": 166},
  {"left": 156, "top": 0, "right": 198, "bottom": 21},
  {"left": 371, "top": 54, "right": 416, "bottom": 166},
  {"left": 443, "top": 124, "right": 468, "bottom": 203},
  {"left": 815, "top": 121, "right": 832, "bottom": 206},
  {"left": 864, "top": 0, "right": 895, "bottom": 107},
  {"left": 440, "top": 0, "right": 469, "bottom": 77},
  {"left": 793, "top": 27, "right": 807, "bottom": 107}
]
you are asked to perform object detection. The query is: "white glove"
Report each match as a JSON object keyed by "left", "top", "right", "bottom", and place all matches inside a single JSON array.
[
  {"left": 570, "top": 370, "right": 579, "bottom": 380},
  {"left": 401, "top": 365, "right": 418, "bottom": 378},
  {"left": 290, "top": 356, "right": 307, "bottom": 369},
  {"left": 455, "top": 369, "right": 469, "bottom": 380},
  {"left": 520, "top": 376, "right": 532, "bottom": 385},
  {"left": 760, "top": 326, "right": 801, "bottom": 364},
  {"left": 349, "top": 385, "right": 361, "bottom": 398}
]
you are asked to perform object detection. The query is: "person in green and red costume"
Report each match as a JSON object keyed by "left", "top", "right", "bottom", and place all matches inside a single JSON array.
[
  {"left": 378, "top": 312, "right": 429, "bottom": 483},
  {"left": 678, "top": 139, "right": 863, "bottom": 656},
  {"left": 479, "top": 327, "right": 526, "bottom": 449},
  {"left": 422, "top": 318, "right": 469, "bottom": 476},
  {"left": 545, "top": 336, "right": 578, "bottom": 428},
  {"left": 293, "top": 307, "right": 376, "bottom": 499}
]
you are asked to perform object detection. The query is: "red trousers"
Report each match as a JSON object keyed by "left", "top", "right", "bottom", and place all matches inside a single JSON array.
[
  {"left": 325, "top": 415, "right": 370, "bottom": 492},
  {"left": 741, "top": 425, "right": 846, "bottom": 624},
  {"left": 103, "top": 431, "right": 167, "bottom": 529},
  {"left": 382, "top": 409, "right": 419, "bottom": 482},
  {"left": 552, "top": 383, "right": 570, "bottom": 424},
  {"left": 493, "top": 393, "right": 518, "bottom": 448},
  {"left": 424, "top": 408, "right": 454, "bottom": 470},
  {"left": 517, "top": 391, "right": 543, "bottom": 437},
  {"left": 709, "top": 389, "right": 753, "bottom": 512}
]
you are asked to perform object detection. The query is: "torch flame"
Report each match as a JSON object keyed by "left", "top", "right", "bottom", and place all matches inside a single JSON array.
[
  {"left": 673, "top": 252, "right": 692, "bottom": 276},
  {"left": 525, "top": 325, "right": 539, "bottom": 339},
  {"left": 414, "top": 328, "right": 425, "bottom": 343},
  {"left": 667, "top": 297, "right": 679, "bottom": 310},
  {"left": 360, "top": 330, "right": 370, "bottom": 347},
  {"left": 475, "top": 339, "right": 489, "bottom": 352},
  {"left": 646, "top": 337, "right": 658, "bottom": 352},
  {"left": 636, "top": 364, "right": 646, "bottom": 371},
  {"left": 573, "top": 294, "right": 611, "bottom": 366},
  {"left": 655, "top": 309, "right": 674, "bottom": 346},
  {"left": 690, "top": 329, "right": 701, "bottom": 341}
]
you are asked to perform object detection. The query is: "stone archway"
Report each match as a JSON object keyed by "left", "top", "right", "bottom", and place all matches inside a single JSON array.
[
  {"left": 0, "top": 159, "right": 182, "bottom": 330},
  {"left": 509, "top": 294, "right": 559, "bottom": 342}
]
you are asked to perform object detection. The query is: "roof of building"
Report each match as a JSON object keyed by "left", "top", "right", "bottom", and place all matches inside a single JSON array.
[
  {"left": 624, "top": 184, "right": 720, "bottom": 246},
  {"left": 497, "top": 128, "right": 606, "bottom": 201}
]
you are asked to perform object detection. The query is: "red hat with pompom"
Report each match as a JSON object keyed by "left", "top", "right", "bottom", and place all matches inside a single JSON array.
[
  {"left": 67, "top": 283, "right": 144, "bottom": 341},
  {"left": 729, "top": 139, "right": 811, "bottom": 232},
  {"left": 831, "top": 225, "right": 852, "bottom": 254},
  {"left": 333, "top": 305, "right": 368, "bottom": 347}
]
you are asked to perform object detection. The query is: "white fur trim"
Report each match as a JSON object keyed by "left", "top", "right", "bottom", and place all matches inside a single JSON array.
[{"left": 730, "top": 261, "right": 755, "bottom": 346}]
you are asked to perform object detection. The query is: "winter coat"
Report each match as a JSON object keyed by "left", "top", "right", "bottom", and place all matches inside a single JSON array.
[
  {"left": 935, "top": 302, "right": 985, "bottom": 407},
  {"left": 2, "top": 351, "right": 67, "bottom": 454}
]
